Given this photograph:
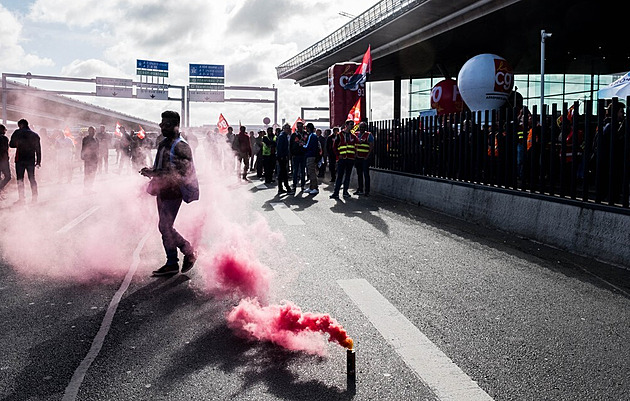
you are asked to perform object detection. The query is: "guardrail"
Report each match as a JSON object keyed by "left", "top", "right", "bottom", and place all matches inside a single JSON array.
[{"left": 369, "top": 97, "right": 630, "bottom": 210}]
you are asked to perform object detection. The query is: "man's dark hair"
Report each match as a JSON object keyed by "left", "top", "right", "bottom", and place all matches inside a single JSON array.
[
  {"left": 18, "top": 119, "right": 29, "bottom": 127},
  {"left": 161, "top": 110, "right": 180, "bottom": 126},
  {"left": 0, "top": 124, "right": 5, "bottom": 130}
]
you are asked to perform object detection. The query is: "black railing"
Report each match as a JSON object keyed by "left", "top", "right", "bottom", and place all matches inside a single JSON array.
[{"left": 369, "top": 98, "right": 630, "bottom": 210}]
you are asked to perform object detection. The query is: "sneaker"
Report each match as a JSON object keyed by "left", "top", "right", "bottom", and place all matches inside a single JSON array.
[
  {"left": 310, "top": 188, "right": 319, "bottom": 194},
  {"left": 304, "top": 188, "right": 313, "bottom": 194},
  {"left": 182, "top": 251, "right": 198, "bottom": 273},
  {"left": 14, "top": 198, "right": 26, "bottom": 206},
  {"left": 343, "top": 192, "right": 351, "bottom": 198},
  {"left": 152, "top": 263, "right": 179, "bottom": 276},
  {"left": 329, "top": 193, "right": 339, "bottom": 199},
  {"left": 364, "top": 192, "right": 370, "bottom": 197},
  {"left": 354, "top": 190, "right": 364, "bottom": 195}
]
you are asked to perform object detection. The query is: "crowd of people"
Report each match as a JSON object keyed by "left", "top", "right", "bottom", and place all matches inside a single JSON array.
[
  {"left": 0, "top": 121, "right": 166, "bottom": 202},
  {"left": 218, "top": 118, "right": 375, "bottom": 198},
  {"left": 0, "top": 116, "right": 375, "bottom": 205}
]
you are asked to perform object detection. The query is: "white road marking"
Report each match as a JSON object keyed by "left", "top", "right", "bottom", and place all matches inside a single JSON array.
[
  {"left": 338, "top": 278, "right": 494, "bottom": 401},
  {"left": 271, "top": 202, "right": 305, "bottom": 226},
  {"left": 57, "top": 206, "right": 101, "bottom": 234},
  {"left": 256, "top": 183, "right": 268, "bottom": 190},
  {"left": 63, "top": 230, "right": 151, "bottom": 401}
]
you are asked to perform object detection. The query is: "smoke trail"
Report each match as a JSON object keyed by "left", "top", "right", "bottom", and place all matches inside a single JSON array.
[{"left": 226, "top": 298, "right": 354, "bottom": 356}]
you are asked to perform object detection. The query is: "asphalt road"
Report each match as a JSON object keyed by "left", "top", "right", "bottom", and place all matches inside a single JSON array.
[{"left": 1, "top": 166, "right": 629, "bottom": 401}]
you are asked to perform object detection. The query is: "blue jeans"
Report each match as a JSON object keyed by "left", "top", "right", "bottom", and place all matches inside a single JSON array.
[
  {"left": 157, "top": 196, "right": 192, "bottom": 264},
  {"left": 292, "top": 155, "right": 306, "bottom": 188}
]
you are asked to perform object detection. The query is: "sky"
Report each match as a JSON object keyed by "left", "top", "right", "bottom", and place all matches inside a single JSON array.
[{"left": 0, "top": 0, "right": 407, "bottom": 128}]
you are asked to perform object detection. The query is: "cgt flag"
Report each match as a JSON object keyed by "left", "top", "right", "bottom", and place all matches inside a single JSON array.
[
  {"left": 347, "top": 98, "right": 361, "bottom": 125},
  {"left": 217, "top": 113, "right": 229, "bottom": 134},
  {"left": 341, "top": 45, "right": 371, "bottom": 91},
  {"left": 115, "top": 121, "right": 122, "bottom": 138},
  {"left": 291, "top": 117, "right": 305, "bottom": 133},
  {"left": 137, "top": 124, "right": 146, "bottom": 139}
]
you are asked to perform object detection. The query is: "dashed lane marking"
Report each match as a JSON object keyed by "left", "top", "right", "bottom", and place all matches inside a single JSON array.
[
  {"left": 337, "top": 278, "right": 494, "bottom": 401},
  {"left": 271, "top": 202, "right": 305, "bottom": 226},
  {"left": 56, "top": 206, "right": 101, "bottom": 234},
  {"left": 63, "top": 230, "right": 151, "bottom": 401}
]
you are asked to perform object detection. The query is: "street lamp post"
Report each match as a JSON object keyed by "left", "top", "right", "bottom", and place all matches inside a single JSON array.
[{"left": 540, "top": 30, "right": 552, "bottom": 115}]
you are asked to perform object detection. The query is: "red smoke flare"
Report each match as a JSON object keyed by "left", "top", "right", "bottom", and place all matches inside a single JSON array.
[
  {"left": 201, "top": 251, "right": 270, "bottom": 301},
  {"left": 227, "top": 298, "right": 353, "bottom": 355}
]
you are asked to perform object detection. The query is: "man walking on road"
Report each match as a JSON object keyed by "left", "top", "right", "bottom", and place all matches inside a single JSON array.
[
  {"left": 9, "top": 119, "right": 41, "bottom": 204},
  {"left": 141, "top": 111, "right": 198, "bottom": 277}
]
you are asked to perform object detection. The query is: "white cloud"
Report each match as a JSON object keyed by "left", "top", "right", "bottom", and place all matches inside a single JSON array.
[
  {"left": 0, "top": 4, "right": 54, "bottom": 72},
  {"left": 10, "top": 0, "right": 394, "bottom": 126}
]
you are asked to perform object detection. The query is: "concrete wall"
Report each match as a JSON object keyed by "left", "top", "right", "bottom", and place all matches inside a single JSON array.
[{"left": 370, "top": 170, "right": 630, "bottom": 267}]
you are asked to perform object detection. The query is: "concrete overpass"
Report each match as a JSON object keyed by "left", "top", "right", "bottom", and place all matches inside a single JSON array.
[
  {"left": 0, "top": 77, "right": 160, "bottom": 132},
  {"left": 277, "top": 0, "right": 626, "bottom": 89}
]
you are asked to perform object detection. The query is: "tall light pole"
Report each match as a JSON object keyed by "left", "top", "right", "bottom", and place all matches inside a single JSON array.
[{"left": 540, "top": 30, "right": 552, "bottom": 114}]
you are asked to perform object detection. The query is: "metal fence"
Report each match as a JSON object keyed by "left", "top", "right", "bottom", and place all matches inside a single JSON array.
[{"left": 369, "top": 98, "right": 630, "bottom": 210}]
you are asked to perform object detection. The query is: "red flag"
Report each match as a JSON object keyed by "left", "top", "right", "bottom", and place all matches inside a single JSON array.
[
  {"left": 217, "top": 113, "right": 229, "bottom": 134},
  {"left": 291, "top": 117, "right": 305, "bottom": 133},
  {"left": 137, "top": 124, "right": 146, "bottom": 139},
  {"left": 115, "top": 121, "right": 122, "bottom": 138},
  {"left": 347, "top": 98, "right": 361, "bottom": 125},
  {"left": 341, "top": 45, "right": 371, "bottom": 90}
]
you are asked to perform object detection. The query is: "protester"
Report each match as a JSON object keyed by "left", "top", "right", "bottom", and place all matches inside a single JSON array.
[
  {"left": 353, "top": 121, "right": 374, "bottom": 196},
  {"left": 117, "top": 126, "right": 132, "bottom": 174},
  {"left": 80, "top": 126, "right": 99, "bottom": 194},
  {"left": 303, "top": 123, "right": 320, "bottom": 194},
  {"left": 95, "top": 125, "right": 110, "bottom": 173},
  {"left": 275, "top": 123, "right": 293, "bottom": 195},
  {"left": 319, "top": 129, "right": 329, "bottom": 178},
  {"left": 56, "top": 129, "right": 74, "bottom": 183},
  {"left": 326, "top": 127, "right": 339, "bottom": 183},
  {"left": 235, "top": 125, "right": 252, "bottom": 180},
  {"left": 9, "top": 119, "right": 41, "bottom": 204},
  {"left": 254, "top": 131, "right": 264, "bottom": 179},
  {"left": 330, "top": 120, "right": 359, "bottom": 199},
  {"left": 262, "top": 127, "right": 277, "bottom": 184},
  {"left": 140, "top": 110, "right": 198, "bottom": 277},
  {"left": 290, "top": 121, "right": 307, "bottom": 191},
  {"left": 249, "top": 130, "right": 256, "bottom": 171},
  {"left": 0, "top": 124, "right": 11, "bottom": 200}
]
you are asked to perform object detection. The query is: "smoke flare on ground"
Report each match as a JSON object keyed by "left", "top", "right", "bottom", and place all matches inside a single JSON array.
[{"left": 227, "top": 298, "right": 354, "bottom": 356}]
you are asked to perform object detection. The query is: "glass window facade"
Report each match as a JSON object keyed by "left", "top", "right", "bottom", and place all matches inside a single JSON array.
[{"left": 409, "top": 73, "right": 624, "bottom": 116}]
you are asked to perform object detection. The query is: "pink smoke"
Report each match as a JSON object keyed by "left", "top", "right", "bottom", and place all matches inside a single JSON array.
[
  {"left": 199, "top": 251, "right": 271, "bottom": 301},
  {"left": 226, "top": 298, "right": 354, "bottom": 356}
]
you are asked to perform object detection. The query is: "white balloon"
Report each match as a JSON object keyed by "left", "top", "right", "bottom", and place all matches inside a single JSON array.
[{"left": 457, "top": 53, "right": 514, "bottom": 111}]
